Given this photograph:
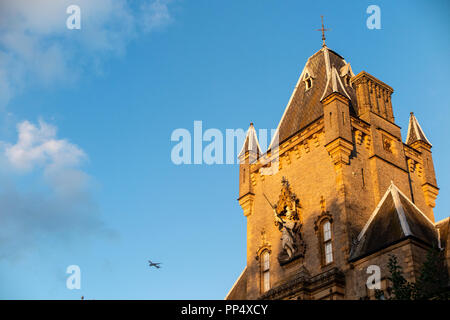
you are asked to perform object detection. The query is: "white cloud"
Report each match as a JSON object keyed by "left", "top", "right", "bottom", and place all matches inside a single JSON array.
[
  {"left": 0, "top": 119, "right": 114, "bottom": 261},
  {"left": 5, "top": 120, "right": 86, "bottom": 172},
  {"left": 140, "top": 0, "right": 173, "bottom": 32},
  {"left": 0, "top": 0, "right": 173, "bottom": 108}
]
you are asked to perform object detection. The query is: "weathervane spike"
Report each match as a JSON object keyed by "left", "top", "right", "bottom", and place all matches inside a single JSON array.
[{"left": 316, "top": 15, "right": 331, "bottom": 47}]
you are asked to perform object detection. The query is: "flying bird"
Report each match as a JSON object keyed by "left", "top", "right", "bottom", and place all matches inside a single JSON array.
[{"left": 148, "top": 260, "right": 162, "bottom": 269}]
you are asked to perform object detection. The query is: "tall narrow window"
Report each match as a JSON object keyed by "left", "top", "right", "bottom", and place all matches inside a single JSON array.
[
  {"left": 323, "top": 221, "right": 333, "bottom": 264},
  {"left": 262, "top": 251, "right": 270, "bottom": 292},
  {"left": 304, "top": 72, "right": 313, "bottom": 90},
  {"left": 361, "top": 168, "right": 365, "bottom": 187}
]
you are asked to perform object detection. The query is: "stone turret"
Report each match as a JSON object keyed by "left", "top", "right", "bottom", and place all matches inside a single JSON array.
[
  {"left": 238, "top": 123, "right": 261, "bottom": 217},
  {"left": 405, "top": 112, "right": 438, "bottom": 220}
]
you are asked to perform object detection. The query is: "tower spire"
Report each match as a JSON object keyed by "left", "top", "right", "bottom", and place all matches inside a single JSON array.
[
  {"left": 238, "top": 122, "right": 262, "bottom": 160},
  {"left": 406, "top": 112, "right": 432, "bottom": 146},
  {"left": 316, "top": 15, "right": 330, "bottom": 47}
]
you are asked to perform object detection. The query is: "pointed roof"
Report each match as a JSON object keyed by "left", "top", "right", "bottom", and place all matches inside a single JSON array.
[
  {"left": 225, "top": 267, "right": 247, "bottom": 300},
  {"left": 269, "top": 46, "right": 357, "bottom": 149},
  {"left": 406, "top": 112, "right": 432, "bottom": 146},
  {"left": 319, "top": 46, "right": 352, "bottom": 101},
  {"left": 349, "top": 182, "right": 439, "bottom": 262},
  {"left": 238, "top": 123, "right": 262, "bottom": 159}
]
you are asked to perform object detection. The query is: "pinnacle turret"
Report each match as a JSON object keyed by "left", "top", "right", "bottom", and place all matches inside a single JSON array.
[
  {"left": 406, "top": 112, "right": 431, "bottom": 146},
  {"left": 238, "top": 123, "right": 262, "bottom": 159}
]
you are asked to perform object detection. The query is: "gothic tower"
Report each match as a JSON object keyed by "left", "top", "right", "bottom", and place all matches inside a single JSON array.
[{"left": 226, "top": 43, "right": 449, "bottom": 300}]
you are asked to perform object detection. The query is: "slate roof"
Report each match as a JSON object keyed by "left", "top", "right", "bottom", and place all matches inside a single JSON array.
[
  {"left": 238, "top": 123, "right": 262, "bottom": 158},
  {"left": 406, "top": 112, "right": 432, "bottom": 146},
  {"left": 349, "top": 182, "right": 439, "bottom": 262},
  {"left": 225, "top": 267, "right": 247, "bottom": 300},
  {"left": 268, "top": 46, "right": 358, "bottom": 149}
]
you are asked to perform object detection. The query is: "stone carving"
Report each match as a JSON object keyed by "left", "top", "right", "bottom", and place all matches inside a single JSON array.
[
  {"left": 255, "top": 229, "right": 271, "bottom": 260},
  {"left": 313, "top": 196, "right": 333, "bottom": 232},
  {"left": 272, "top": 177, "right": 306, "bottom": 265}
]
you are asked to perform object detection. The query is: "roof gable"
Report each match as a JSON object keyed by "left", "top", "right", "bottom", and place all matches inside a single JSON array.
[{"left": 349, "top": 182, "right": 439, "bottom": 261}]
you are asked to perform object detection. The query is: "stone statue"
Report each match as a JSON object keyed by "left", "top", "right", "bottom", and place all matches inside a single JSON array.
[
  {"left": 265, "top": 177, "right": 307, "bottom": 265},
  {"left": 274, "top": 207, "right": 299, "bottom": 259}
]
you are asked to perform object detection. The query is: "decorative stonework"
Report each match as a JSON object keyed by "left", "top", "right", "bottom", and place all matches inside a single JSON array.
[
  {"left": 303, "top": 140, "right": 310, "bottom": 153},
  {"left": 355, "top": 130, "right": 363, "bottom": 145},
  {"left": 325, "top": 138, "right": 353, "bottom": 166},
  {"left": 238, "top": 193, "right": 255, "bottom": 217},
  {"left": 382, "top": 135, "right": 393, "bottom": 153},
  {"left": 421, "top": 183, "right": 439, "bottom": 208},
  {"left": 256, "top": 229, "right": 272, "bottom": 259},
  {"left": 272, "top": 177, "right": 306, "bottom": 265},
  {"left": 352, "top": 71, "right": 394, "bottom": 122},
  {"left": 314, "top": 196, "right": 333, "bottom": 233},
  {"left": 294, "top": 145, "right": 301, "bottom": 159},
  {"left": 259, "top": 267, "right": 345, "bottom": 300},
  {"left": 285, "top": 152, "right": 291, "bottom": 165},
  {"left": 313, "top": 200, "right": 333, "bottom": 232},
  {"left": 312, "top": 133, "right": 320, "bottom": 147},
  {"left": 363, "top": 134, "right": 371, "bottom": 150},
  {"left": 407, "top": 158, "right": 415, "bottom": 173},
  {"left": 416, "top": 163, "right": 423, "bottom": 178},
  {"left": 250, "top": 172, "right": 257, "bottom": 187}
]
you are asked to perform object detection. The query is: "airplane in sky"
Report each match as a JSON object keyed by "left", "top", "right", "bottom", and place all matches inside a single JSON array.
[{"left": 148, "top": 260, "right": 162, "bottom": 269}]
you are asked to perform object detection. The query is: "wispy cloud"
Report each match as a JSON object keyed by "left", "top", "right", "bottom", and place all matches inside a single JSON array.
[
  {"left": 0, "top": 0, "right": 172, "bottom": 261},
  {"left": 0, "top": 0, "right": 173, "bottom": 108},
  {"left": 0, "top": 120, "right": 113, "bottom": 261},
  {"left": 5, "top": 120, "right": 86, "bottom": 172}
]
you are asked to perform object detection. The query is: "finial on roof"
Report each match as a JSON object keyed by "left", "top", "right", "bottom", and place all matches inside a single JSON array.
[{"left": 316, "top": 15, "right": 331, "bottom": 47}]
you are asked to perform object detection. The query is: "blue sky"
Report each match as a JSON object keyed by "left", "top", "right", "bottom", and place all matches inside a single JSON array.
[{"left": 0, "top": 0, "right": 449, "bottom": 299}]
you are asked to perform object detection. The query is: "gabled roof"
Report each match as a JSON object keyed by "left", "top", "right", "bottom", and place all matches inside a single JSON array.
[
  {"left": 268, "top": 46, "right": 358, "bottom": 149},
  {"left": 225, "top": 267, "right": 247, "bottom": 300},
  {"left": 349, "top": 182, "right": 439, "bottom": 262},
  {"left": 238, "top": 123, "right": 262, "bottom": 158},
  {"left": 406, "top": 112, "right": 432, "bottom": 146}
]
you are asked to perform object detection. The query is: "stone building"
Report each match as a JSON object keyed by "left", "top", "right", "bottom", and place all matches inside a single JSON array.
[{"left": 225, "top": 43, "right": 450, "bottom": 300}]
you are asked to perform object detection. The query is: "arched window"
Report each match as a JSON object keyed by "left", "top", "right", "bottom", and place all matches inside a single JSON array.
[
  {"left": 261, "top": 251, "right": 270, "bottom": 292},
  {"left": 322, "top": 220, "right": 333, "bottom": 264}
]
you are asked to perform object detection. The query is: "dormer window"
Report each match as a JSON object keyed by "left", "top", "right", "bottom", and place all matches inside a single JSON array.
[
  {"left": 344, "top": 75, "right": 351, "bottom": 87},
  {"left": 304, "top": 73, "right": 313, "bottom": 91},
  {"left": 340, "top": 63, "right": 354, "bottom": 88}
]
